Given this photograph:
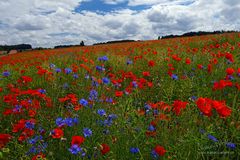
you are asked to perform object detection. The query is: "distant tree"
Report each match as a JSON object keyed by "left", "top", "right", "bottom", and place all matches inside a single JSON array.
[
  {"left": 80, "top": 41, "right": 85, "bottom": 46},
  {"left": 158, "top": 36, "right": 161, "bottom": 40}
]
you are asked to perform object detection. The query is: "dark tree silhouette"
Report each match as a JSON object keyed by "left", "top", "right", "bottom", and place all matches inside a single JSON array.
[{"left": 80, "top": 41, "right": 85, "bottom": 46}]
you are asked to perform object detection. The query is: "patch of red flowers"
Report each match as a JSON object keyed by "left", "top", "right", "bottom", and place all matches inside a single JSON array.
[
  {"left": 172, "top": 100, "right": 188, "bottom": 116},
  {"left": 100, "top": 143, "right": 110, "bottom": 155},
  {"left": 71, "top": 136, "right": 85, "bottom": 146},
  {"left": 115, "top": 91, "right": 123, "bottom": 97},
  {"left": 0, "top": 133, "right": 12, "bottom": 148},
  {"left": 154, "top": 145, "right": 166, "bottom": 156},
  {"left": 196, "top": 98, "right": 232, "bottom": 118},
  {"left": 51, "top": 128, "right": 64, "bottom": 139}
]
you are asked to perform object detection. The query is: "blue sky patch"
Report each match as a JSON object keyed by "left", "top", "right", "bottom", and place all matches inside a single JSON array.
[{"left": 74, "top": 0, "right": 150, "bottom": 13}]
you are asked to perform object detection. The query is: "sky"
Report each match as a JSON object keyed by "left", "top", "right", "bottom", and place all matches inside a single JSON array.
[{"left": 0, "top": 0, "right": 239, "bottom": 47}]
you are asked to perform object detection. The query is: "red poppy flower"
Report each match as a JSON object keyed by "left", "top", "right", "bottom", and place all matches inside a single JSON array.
[
  {"left": 115, "top": 91, "right": 123, "bottom": 97},
  {"left": 12, "top": 119, "right": 26, "bottom": 133},
  {"left": 226, "top": 68, "right": 235, "bottom": 75},
  {"left": 208, "top": 64, "right": 212, "bottom": 73},
  {"left": 212, "top": 100, "right": 232, "bottom": 118},
  {"left": 28, "top": 110, "right": 36, "bottom": 117},
  {"left": 52, "top": 128, "right": 64, "bottom": 139},
  {"left": 217, "top": 107, "right": 232, "bottom": 118},
  {"left": 147, "top": 82, "right": 153, "bottom": 88},
  {"left": 100, "top": 143, "right": 110, "bottom": 155},
  {"left": 32, "top": 153, "right": 45, "bottom": 160},
  {"left": 142, "top": 71, "right": 150, "bottom": 77},
  {"left": 196, "top": 98, "right": 212, "bottom": 117},
  {"left": 0, "top": 134, "right": 12, "bottom": 148},
  {"left": 148, "top": 60, "right": 155, "bottom": 67},
  {"left": 154, "top": 145, "right": 166, "bottom": 156},
  {"left": 71, "top": 136, "right": 85, "bottom": 146},
  {"left": 185, "top": 58, "right": 191, "bottom": 64},
  {"left": 172, "top": 100, "right": 188, "bottom": 116},
  {"left": 225, "top": 52, "right": 234, "bottom": 62},
  {"left": 21, "top": 76, "right": 33, "bottom": 83}
]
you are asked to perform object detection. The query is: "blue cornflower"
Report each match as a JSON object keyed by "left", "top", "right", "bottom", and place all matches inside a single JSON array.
[
  {"left": 69, "top": 145, "right": 82, "bottom": 155},
  {"left": 38, "top": 89, "right": 46, "bottom": 94},
  {"left": 144, "top": 104, "right": 151, "bottom": 113},
  {"left": 50, "top": 63, "right": 56, "bottom": 68},
  {"left": 81, "top": 151, "right": 86, "bottom": 157},
  {"left": 28, "top": 135, "right": 42, "bottom": 145},
  {"left": 227, "top": 75, "right": 234, "bottom": 80},
  {"left": 171, "top": 74, "right": 178, "bottom": 80},
  {"left": 79, "top": 99, "right": 88, "bottom": 106},
  {"left": 65, "top": 118, "right": 74, "bottom": 127},
  {"left": 153, "top": 109, "right": 159, "bottom": 115},
  {"left": 28, "top": 146, "right": 37, "bottom": 154},
  {"left": 37, "top": 135, "right": 43, "bottom": 141},
  {"left": 104, "top": 119, "right": 113, "bottom": 126},
  {"left": 191, "top": 96, "right": 197, "bottom": 101},
  {"left": 102, "top": 77, "right": 110, "bottom": 84},
  {"left": 83, "top": 128, "right": 92, "bottom": 137},
  {"left": 207, "top": 134, "right": 218, "bottom": 142},
  {"left": 91, "top": 80, "right": 99, "bottom": 87},
  {"left": 28, "top": 137, "right": 38, "bottom": 144},
  {"left": 25, "top": 121, "right": 35, "bottom": 129},
  {"left": 151, "top": 150, "right": 159, "bottom": 159},
  {"left": 96, "top": 66, "right": 105, "bottom": 72},
  {"left": 89, "top": 89, "right": 98, "bottom": 100},
  {"left": 73, "top": 74, "right": 79, "bottom": 79},
  {"left": 56, "top": 117, "right": 65, "bottom": 127},
  {"left": 130, "top": 147, "right": 140, "bottom": 154},
  {"left": 127, "top": 59, "right": 133, "bottom": 65},
  {"left": 55, "top": 68, "right": 61, "bottom": 73},
  {"left": 28, "top": 100, "right": 32, "bottom": 104},
  {"left": 13, "top": 105, "right": 22, "bottom": 112},
  {"left": 226, "top": 142, "right": 236, "bottom": 150},
  {"left": 132, "top": 81, "right": 138, "bottom": 88},
  {"left": 38, "top": 127, "right": 45, "bottom": 134},
  {"left": 106, "top": 97, "right": 113, "bottom": 103},
  {"left": 144, "top": 104, "right": 151, "bottom": 110},
  {"left": 2, "top": 71, "right": 10, "bottom": 77},
  {"left": 98, "top": 56, "right": 109, "bottom": 61},
  {"left": 73, "top": 117, "right": 79, "bottom": 125},
  {"left": 148, "top": 125, "right": 156, "bottom": 132},
  {"left": 97, "top": 109, "right": 106, "bottom": 116},
  {"left": 108, "top": 114, "right": 117, "bottom": 121},
  {"left": 64, "top": 68, "right": 72, "bottom": 74}
]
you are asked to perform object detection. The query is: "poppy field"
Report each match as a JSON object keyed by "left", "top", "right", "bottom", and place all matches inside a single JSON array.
[{"left": 0, "top": 33, "right": 239, "bottom": 160}]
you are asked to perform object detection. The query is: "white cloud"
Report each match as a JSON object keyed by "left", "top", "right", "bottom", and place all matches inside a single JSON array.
[
  {"left": 0, "top": 0, "right": 239, "bottom": 47},
  {"left": 128, "top": 0, "right": 195, "bottom": 6},
  {"left": 102, "top": 0, "right": 127, "bottom": 5}
]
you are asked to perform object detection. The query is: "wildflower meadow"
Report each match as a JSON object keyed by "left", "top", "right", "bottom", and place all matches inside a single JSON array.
[{"left": 0, "top": 33, "right": 239, "bottom": 160}]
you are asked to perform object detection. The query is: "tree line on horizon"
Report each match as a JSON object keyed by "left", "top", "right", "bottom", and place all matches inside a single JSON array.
[
  {"left": 0, "top": 31, "right": 238, "bottom": 52},
  {"left": 159, "top": 30, "right": 238, "bottom": 39},
  {"left": 0, "top": 44, "right": 32, "bottom": 52}
]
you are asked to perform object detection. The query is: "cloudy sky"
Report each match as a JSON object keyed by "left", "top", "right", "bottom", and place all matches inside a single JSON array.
[{"left": 0, "top": 0, "right": 239, "bottom": 47}]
